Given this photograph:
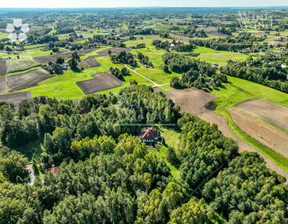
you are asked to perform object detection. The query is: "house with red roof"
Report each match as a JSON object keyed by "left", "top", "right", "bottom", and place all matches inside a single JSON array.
[
  {"left": 48, "top": 165, "right": 60, "bottom": 174},
  {"left": 140, "top": 127, "right": 161, "bottom": 144}
]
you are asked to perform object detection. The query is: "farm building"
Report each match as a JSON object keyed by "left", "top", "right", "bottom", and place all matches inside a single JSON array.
[{"left": 140, "top": 127, "right": 161, "bottom": 144}]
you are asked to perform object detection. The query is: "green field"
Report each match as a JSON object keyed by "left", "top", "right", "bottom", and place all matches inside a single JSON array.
[
  {"left": 6, "top": 57, "right": 40, "bottom": 73},
  {"left": 194, "top": 47, "right": 249, "bottom": 66}
]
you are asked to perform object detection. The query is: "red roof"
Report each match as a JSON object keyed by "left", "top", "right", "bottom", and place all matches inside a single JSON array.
[
  {"left": 141, "top": 127, "right": 159, "bottom": 140},
  {"left": 48, "top": 166, "right": 60, "bottom": 174}
]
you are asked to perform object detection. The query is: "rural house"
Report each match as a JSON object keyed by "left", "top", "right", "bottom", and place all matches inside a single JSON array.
[
  {"left": 48, "top": 165, "right": 60, "bottom": 174},
  {"left": 140, "top": 127, "right": 161, "bottom": 144}
]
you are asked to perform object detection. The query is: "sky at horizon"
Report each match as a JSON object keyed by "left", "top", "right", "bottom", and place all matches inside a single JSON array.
[{"left": 1, "top": 0, "right": 288, "bottom": 8}]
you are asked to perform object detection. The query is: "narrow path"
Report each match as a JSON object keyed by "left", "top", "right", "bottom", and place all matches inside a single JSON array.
[
  {"left": 125, "top": 64, "right": 158, "bottom": 86},
  {"left": 125, "top": 65, "right": 170, "bottom": 88}
]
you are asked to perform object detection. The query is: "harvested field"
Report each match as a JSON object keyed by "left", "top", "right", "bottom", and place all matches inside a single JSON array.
[
  {"left": 0, "top": 59, "right": 7, "bottom": 76},
  {"left": 77, "top": 72, "right": 123, "bottom": 95},
  {"left": 7, "top": 69, "right": 45, "bottom": 89},
  {"left": 0, "top": 92, "right": 32, "bottom": 106},
  {"left": 235, "top": 99, "right": 288, "bottom": 131},
  {"left": 33, "top": 48, "right": 101, "bottom": 64},
  {"left": 163, "top": 87, "right": 288, "bottom": 180},
  {"left": 79, "top": 56, "right": 101, "bottom": 69},
  {"left": 230, "top": 109, "right": 288, "bottom": 159},
  {"left": 164, "top": 88, "right": 217, "bottom": 115},
  {"left": 0, "top": 77, "right": 6, "bottom": 93},
  {"left": 9, "top": 74, "right": 55, "bottom": 92}
]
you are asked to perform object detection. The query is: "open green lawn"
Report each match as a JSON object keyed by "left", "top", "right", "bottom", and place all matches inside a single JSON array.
[
  {"left": 135, "top": 66, "right": 181, "bottom": 85},
  {"left": 150, "top": 127, "right": 181, "bottom": 179},
  {"left": 212, "top": 76, "right": 288, "bottom": 112},
  {"left": 194, "top": 47, "right": 249, "bottom": 66}
]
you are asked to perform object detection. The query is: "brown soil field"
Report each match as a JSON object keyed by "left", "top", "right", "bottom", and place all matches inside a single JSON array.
[
  {"left": 77, "top": 72, "right": 123, "bottom": 95},
  {"left": 163, "top": 88, "right": 288, "bottom": 180},
  {"left": 235, "top": 99, "right": 288, "bottom": 131},
  {"left": 164, "top": 88, "right": 217, "bottom": 115},
  {"left": 7, "top": 69, "right": 45, "bottom": 89},
  {"left": 184, "top": 53, "right": 200, "bottom": 57},
  {"left": 79, "top": 56, "right": 101, "bottom": 69},
  {"left": 0, "top": 59, "right": 7, "bottom": 76},
  {"left": 0, "top": 92, "right": 32, "bottom": 106},
  {"left": 230, "top": 109, "right": 288, "bottom": 158},
  {"left": 9, "top": 74, "right": 55, "bottom": 92},
  {"left": 33, "top": 48, "right": 101, "bottom": 64},
  {"left": 0, "top": 77, "right": 6, "bottom": 93},
  {"left": 94, "top": 47, "right": 131, "bottom": 57}
]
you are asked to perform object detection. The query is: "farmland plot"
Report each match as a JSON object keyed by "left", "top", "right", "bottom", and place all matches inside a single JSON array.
[
  {"left": 77, "top": 72, "right": 123, "bottom": 94},
  {"left": 6, "top": 58, "right": 40, "bottom": 73},
  {"left": 230, "top": 108, "right": 288, "bottom": 158},
  {"left": 0, "top": 77, "right": 6, "bottom": 93},
  {"left": 0, "top": 59, "right": 7, "bottom": 76}
]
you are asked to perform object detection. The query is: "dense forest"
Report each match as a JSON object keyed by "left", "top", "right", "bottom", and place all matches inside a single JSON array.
[{"left": 0, "top": 84, "right": 288, "bottom": 223}]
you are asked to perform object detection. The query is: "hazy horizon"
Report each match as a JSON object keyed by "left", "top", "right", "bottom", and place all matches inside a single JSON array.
[{"left": 1, "top": 0, "right": 288, "bottom": 8}]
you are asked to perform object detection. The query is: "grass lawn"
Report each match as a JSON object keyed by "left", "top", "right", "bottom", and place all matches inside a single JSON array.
[
  {"left": 194, "top": 47, "right": 249, "bottom": 66},
  {"left": 150, "top": 127, "right": 181, "bottom": 179},
  {"left": 211, "top": 76, "right": 288, "bottom": 172},
  {"left": 212, "top": 76, "right": 288, "bottom": 111},
  {"left": 135, "top": 66, "right": 181, "bottom": 85}
]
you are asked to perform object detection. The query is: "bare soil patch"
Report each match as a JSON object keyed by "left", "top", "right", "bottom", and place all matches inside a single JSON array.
[
  {"left": 0, "top": 59, "right": 7, "bottom": 76},
  {"left": 230, "top": 108, "right": 288, "bottom": 159},
  {"left": 184, "top": 53, "right": 200, "bottom": 57},
  {"left": 0, "top": 92, "right": 32, "bottom": 106},
  {"left": 79, "top": 56, "right": 101, "bottom": 69},
  {"left": 164, "top": 88, "right": 217, "bottom": 115},
  {"left": 163, "top": 88, "right": 288, "bottom": 180},
  {"left": 77, "top": 72, "right": 123, "bottom": 95},
  {"left": 235, "top": 99, "right": 288, "bottom": 131},
  {"left": 94, "top": 47, "right": 131, "bottom": 57},
  {"left": 0, "top": 77, "right": 6, "bottom": 93},
  {"left": 7, "top": 69, "right": 45, "bottom": 89}
]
